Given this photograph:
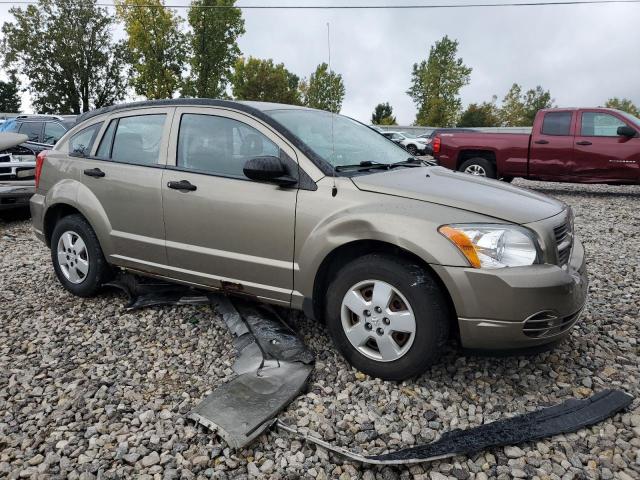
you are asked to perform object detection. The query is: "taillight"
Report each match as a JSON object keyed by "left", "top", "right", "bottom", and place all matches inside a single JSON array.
[
  {"left": 35, "top": 150, "right": 48, "bottom": 188},
  {"left": 432, "top": 137, "right": 441, "bottom": 155}
]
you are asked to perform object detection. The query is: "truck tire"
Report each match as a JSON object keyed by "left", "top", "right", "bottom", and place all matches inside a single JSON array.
[
  {"left": 325, "top": 254, "right": 450, "bottom": 381},
  {"left": 459, "top": 157, "right": 497, "bottom": 179},
  {"left": 51, "top": 214, "right": 112, "bottom": 297}
]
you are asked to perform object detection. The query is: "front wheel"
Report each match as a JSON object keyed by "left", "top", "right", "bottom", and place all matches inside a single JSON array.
[
  {"left": 51, "top": 214, "right": 112, "bottom": 297},
  {"left": 325, "top": 254, "right": 450, "bottom": 381},
  {"left": 459, "top": 157, "right": 497, "bottom": 179}
]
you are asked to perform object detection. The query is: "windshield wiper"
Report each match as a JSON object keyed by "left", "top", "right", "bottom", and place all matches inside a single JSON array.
[{"left": 335, "top": 159, "right": 423, "bottom": 172}]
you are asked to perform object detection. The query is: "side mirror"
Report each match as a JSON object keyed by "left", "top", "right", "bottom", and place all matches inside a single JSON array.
[
  {"left": 243, "top": 156, "right": 297, "bottom": 186},
  {"left": 617, "top": 126, "right": 637, "bottom": 138}
]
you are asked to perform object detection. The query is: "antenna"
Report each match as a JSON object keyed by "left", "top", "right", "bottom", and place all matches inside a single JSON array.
[{"left": 327, "top": 22, "right": 337, "bottom": 197}]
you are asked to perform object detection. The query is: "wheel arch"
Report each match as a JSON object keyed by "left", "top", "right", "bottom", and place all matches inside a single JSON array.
[
  {"left": 43, "top": 203, "right": 83, "bottom": 247},
  {"left": 456, "top": 150, "right": 497, "bottom": 170},
  {"left": 309, "top": 239, "right": 458, "bottom": 336}
]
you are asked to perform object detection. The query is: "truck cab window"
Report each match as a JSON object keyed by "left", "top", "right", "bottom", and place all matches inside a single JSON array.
[
  {"left": 541, "top": 112, "right": 572, "bottom": 136},
  {"left": 581, "top": 112, "right": 627, "bottom": 137}
]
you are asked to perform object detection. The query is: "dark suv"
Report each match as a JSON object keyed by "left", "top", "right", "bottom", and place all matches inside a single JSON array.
[
  {"left": 0, "top": 115, "right": 76, "bottom": 154},
  {"left": 0, "top": 115, "right": 75, "bottom": 209}
]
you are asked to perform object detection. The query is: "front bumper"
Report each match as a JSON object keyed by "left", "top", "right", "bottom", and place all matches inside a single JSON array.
[
  {"left": 432, "top": 237, "right": 588, "bottom": 350},
  {"left": 0, "top": 181, "right": 35, "bottom": 210}
]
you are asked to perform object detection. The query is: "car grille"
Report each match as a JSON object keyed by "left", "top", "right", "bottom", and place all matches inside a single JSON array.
[
  {"left": 523, "top": 310, "right": 581, "bottom": 338},
  {"left": 553, "top": 218, "right": 573, "bottom": 266},
  {"left": 0, "top": 154, "right": 10, "bottom": 175}
]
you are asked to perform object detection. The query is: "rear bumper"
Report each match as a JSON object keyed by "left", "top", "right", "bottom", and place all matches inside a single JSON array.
[
  {"left": 432, "top": 237, "right": 588, "bottom": 350},
  {"left": 0, "top": 182, "right": 34, "bottom": 210}
]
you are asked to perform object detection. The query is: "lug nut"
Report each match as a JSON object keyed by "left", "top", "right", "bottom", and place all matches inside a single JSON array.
[
  {"left": 374, "top": 306, "right": 382, "bottom": 313},
  {"left": 376, "top": 328, "right": 384, "bottom": 336},
  {"left": 365, "top": 322, "right": 372, "bottom": 330},
  {"left": 364, "top": 310, "right": 371, "bottom": 317},
  {"left": 383, "top": 317, "right": 390, "bottom": 325}
]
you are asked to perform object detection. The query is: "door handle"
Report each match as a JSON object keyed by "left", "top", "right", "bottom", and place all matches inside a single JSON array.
[
  {"left": 576, "top": 141, "right": 592, "bottom": 146},
  {"left": 534, "top": 140, "right": 549, "bottom": 145},
  {"left": 167, "top": 180, "right": 197, "bottom": 191},
  {"left": 83, "top": 168, "right": 105, "bottom": 178}
]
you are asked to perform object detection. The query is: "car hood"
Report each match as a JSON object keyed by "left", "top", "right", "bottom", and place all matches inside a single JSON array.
[{"left": 351, "top": 166, "right": 565, "bottom": 224}]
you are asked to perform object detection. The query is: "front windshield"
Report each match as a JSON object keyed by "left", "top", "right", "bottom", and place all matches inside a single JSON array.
[
  {"left": 266, "top": 109, "right": 411, "bottom": 168},
  {"left": 617, "top": 110, "right": 640, "bottom": 128}
]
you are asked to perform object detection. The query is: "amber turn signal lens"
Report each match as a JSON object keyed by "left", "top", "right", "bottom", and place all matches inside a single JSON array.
[{"left": 438, "top": 226, "right": 481, "bottom": 268}]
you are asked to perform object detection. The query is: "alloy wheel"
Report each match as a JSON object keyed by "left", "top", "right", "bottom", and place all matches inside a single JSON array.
[
  {"left": 464, "top": 164, "right": 487, "bottom": 176},
  {"left": 340, "top": 280, "right": 416, "bottom": 362},
  {"left": 56, "top": 231, "right": 89, "bottom": 284}
]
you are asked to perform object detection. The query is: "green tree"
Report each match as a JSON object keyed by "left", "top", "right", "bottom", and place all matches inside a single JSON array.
[
  {"left": 523, "top": 85, "right": 553, "bottom": 125},
  {"left": 407, "top": 36, "right": 472, "bottom": 127},
  {"left": 458, "top": 98, "right": 500, "bottom": 127},
  {"left": 0, "top": 77, "right": 21, "bottom": 112},
  {"left": 300, "top": 63, "right": 345, "bottom": 113},
  {"left": 1, "top": 0, "right": 128, "bottom": 114},
  {"left": 605, "top": 97, "right": 639, "bottom": 117},
  {"left": 371, "top": 102, "right": 397, "bottom": 125},
  {"left": 500, "top": 83, "right": 553, "bottom": 126},
  {"left": 231, "top": 57, "right": 301, "bottom": 104},
  {"left": 116, "top": 0, "right": 187, "bottom": 99},
  {"left": 183, "top": 0, "right": 245, "bottom": 98}
]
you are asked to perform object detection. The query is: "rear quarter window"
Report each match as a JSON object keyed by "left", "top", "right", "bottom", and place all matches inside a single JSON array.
[{"left": 69, "top": 123, "right": 103, "bottom": 156}]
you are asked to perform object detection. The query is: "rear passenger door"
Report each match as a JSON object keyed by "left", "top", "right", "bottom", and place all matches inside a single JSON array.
[
  {"left": 73, "top": 108, "right": 173, "bottom": 273},
  {"left": 528, "top": 111, "right": 575, "bottom": 180},
  {"left": 161, "top": 107, "right": 298, "bottom": 304}
]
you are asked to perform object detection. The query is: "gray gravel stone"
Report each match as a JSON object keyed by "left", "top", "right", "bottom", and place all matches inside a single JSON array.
[{"left": 1, "top": 180, "right": 639, "bottom": 478}]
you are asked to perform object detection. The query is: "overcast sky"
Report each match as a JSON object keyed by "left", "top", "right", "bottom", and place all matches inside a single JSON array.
[{"left": 0, "top": 0, "right": 639, "bottom": 124}]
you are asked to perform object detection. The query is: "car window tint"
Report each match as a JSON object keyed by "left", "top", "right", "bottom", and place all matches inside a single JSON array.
[
  {"left": 96, "top": 119, "right": 117, "bottom": 158},
  {"left": 111, "top": 115, "right": 166, "bottom": 165},
  {"left": 18, "top": 122, "right": 42, "bottom": 142},
  {"left": 43, "top": 122, "right": 67, "bottom": 145},
  {"left": 69, "top": 123, "right": 102, "bottom": 156},
  {"left": 541, "top": 112, "right": 572, "bottom": 136},
  {"left": 177, "top": 114, "right": 279, "bottom": 178},
  {"left": 581, "top": 112, "right": 627, "bottom": 137}
]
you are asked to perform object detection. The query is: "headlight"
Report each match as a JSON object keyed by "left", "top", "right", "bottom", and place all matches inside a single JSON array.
[{"left": 439, "top": 224, "right": 539, "bottom": 269}]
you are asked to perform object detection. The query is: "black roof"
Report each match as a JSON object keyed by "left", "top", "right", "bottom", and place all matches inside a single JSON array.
[{"left": 75, "top": 98, "right": 315, "bottom": 124}]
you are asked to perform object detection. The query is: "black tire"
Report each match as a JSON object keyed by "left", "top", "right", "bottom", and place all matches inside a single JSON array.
[
  {"left": 50, "top": 214, "right": 112, "bottom": 297},
  {"left": 406, "top": 144, "right": 418, "bottom": 156},
  {"left": 325, "top": 254, "right": 450, "bottom": 381},
  {"left": 459, "top": 157, "right": 497, "bottom": 179}
]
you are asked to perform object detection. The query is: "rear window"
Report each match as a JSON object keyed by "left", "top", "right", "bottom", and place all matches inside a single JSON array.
[
  {"left": 18, "top": 121, "right": 42, "bottom": 142},
  {"left": 43, "top": 122, "right": 67, "bottom": 145},
  {"left": 541, "top": 112, "right": 572, "bottom": 136}
]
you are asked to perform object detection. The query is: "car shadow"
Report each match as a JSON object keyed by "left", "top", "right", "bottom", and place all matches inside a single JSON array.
[{"left": 0, "top": 207, "right": 31, "bottom": 224}]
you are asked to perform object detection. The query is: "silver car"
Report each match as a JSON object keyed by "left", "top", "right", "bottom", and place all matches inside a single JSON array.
[{"left": 30, "top": 99, "right": 588, "bottom": 380}]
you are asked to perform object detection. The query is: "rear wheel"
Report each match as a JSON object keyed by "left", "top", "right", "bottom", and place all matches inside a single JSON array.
[
  {"left": 459, "top": 157, "right": 497, "bottom": 179},
  {"left": 51, "top": 214, "right": 112, "bottom": 297},
  {"left": 406, "top": 144, "right": 418, "bottom": 156},
  {"left": 325, "top": 254, "right": 450, "bottom": 380}
]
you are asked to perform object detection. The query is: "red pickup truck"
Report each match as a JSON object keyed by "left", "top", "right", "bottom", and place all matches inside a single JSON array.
[{"left": 433, "top": 108, "right": 640, "bottom": 184}]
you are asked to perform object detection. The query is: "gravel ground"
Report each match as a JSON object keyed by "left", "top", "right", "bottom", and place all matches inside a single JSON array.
[{"left": 1, "top": 180, "right": 639, "bottom": 480}]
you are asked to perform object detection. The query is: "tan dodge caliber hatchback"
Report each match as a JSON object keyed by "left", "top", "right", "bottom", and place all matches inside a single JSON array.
[{"left": 31, "top": 99, "right": 588, "bottom": 380}]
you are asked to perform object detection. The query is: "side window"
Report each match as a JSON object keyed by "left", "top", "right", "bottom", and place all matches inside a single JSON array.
[
  {"left": 110, "top": 114, "right": 166, "bottom": 165},
  {"left": 18, "top": 122, "right": 43, "bottom": 142},
  {"left": 43, "top": 122, "right": 67, "bottom": 145},
  {"left": 69, "top": 123, "right": 102, "bottom": 156},
  {"left": 177, "top": 114, "right": 279, "bottom": 178},
  {"left": 95, "top": 120, "right": 117, "bottom": 158},
  {"left": 541, "top": 112, "right": 572, "bottom": 136},
  {"left": 581, "top": 112, "right": 627, "bottom": 137}
]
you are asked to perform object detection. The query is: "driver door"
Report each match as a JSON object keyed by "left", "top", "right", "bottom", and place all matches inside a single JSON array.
[{"left": 161, "top": 107, "right": 298, "bottom": 305}]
